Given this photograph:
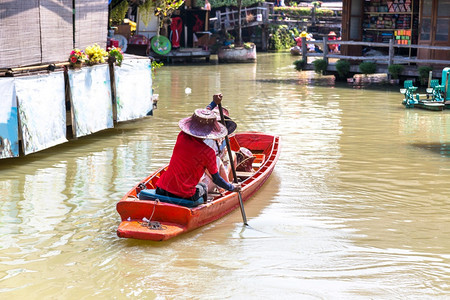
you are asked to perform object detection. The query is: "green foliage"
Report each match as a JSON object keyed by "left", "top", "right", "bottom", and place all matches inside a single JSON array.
[
  {"left": 268, "top": 25, "right": 296, "bottom": 50},
  {"left": 388, "top": 64, "right": 404, "bottom": 79},
  {"left": 274, "top": 6, "right": 335, "bottom": 18},
  {"left": 200, "top": 0, "right": 260, "bottom": 8},
  {"left": 110, "top": 0, "right": 129, "bottom": 25},
  {"left": 151, "top": 60, "right": 164, "bottom": 79},
  {"left": 359, "top": 61, "right": 377, "bottom": 75},
  {"left": 139, "top": 0, "right": 156, "bottom": 27},
  {"left": 335, "top": 59, "right": 350, "bottom": 78},
  {"left": 108, "top": 47, "right": 124, "bottom": 66},
  {"left": 418, "top": 66, "right": 433, "bottom": 85},
  {"left": 137, "top": 0, "right": 184, "bottom": 27},
  {"left": 243, "top": 42, "right": 254, "bottom": 49},
  {"left": 312, "top": 59, "right": 327, "bottom": 75},
  {"left": 293, "top": 59, "right": 306, "bottom": 71},
  {"left": 154, "top": 0, "right": 184, "bottom": 22}
]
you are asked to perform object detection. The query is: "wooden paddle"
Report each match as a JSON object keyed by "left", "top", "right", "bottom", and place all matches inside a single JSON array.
[{"left": 217, "top": 102, "right": 248, "bottom": 226}]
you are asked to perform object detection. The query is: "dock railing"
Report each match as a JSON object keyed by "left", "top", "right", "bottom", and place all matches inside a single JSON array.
[
  {"left": 301, "top": 37, "right": 450, "bottom": 66},
  {"left": 213, "top": 4, "right": 272, "bottom": 31}
]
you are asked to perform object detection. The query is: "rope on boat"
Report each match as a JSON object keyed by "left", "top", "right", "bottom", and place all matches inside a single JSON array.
[{"left": 139, "top": 199, "right": 167, "bottom": 230}]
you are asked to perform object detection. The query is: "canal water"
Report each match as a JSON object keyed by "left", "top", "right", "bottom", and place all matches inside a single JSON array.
[{"left": 1, "top": 53, "right": 449, "bottom": 298}]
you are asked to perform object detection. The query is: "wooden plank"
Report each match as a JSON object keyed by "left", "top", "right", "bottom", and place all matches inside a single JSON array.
[{"left": 236, "top": 171, "right": 254, "bottom": 178}]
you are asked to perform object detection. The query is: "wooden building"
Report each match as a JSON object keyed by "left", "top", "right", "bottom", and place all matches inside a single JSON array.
[{"left": 341, "top": 0, "right": 450, "bottom": 61}]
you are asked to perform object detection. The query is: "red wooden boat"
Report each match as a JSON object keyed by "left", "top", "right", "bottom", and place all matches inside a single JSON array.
[{"left": 116, "top": 132, "right": 280, "bottom": 241}]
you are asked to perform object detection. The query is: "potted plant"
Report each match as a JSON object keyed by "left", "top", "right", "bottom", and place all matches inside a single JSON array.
[
  {"left": 335, "top": 59, "right": 350, "bottom": 80},
  {"left": 68, "top": 49, "right": 87, "bottom": 69},
  {"left": 312, "top": 59, "right": 327, "bottom": 75},
  {"left": 359, "top": 61, "right": 377, "bottom": 76},
  {"left": 85, "top": 44, "right": 108, "bottom": 66},
  {"left": 224, "top": 32, "right": 235, "bottom": 46},
  {"left": 218, "top": 0, "right": 257, "bottom": 63},
  {"left": 108, "top": 47, "right": 124, "bottom": 66},
  {"left": 418, "top": 66, "right": 433, "bottom": 86},
  {"left": 243, "top": 42, "right": 255, "bottom": 50},
  {"left": 388, "top": 64, "right": 404, "bottom": 84},
  {"left": 293, "top": 59, "right": 306, "bottom": 71}
]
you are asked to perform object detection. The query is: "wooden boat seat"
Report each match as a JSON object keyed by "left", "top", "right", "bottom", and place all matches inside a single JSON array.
[
  {"left": 236, "top": 171, "right": 254, "bottom": 180},
  {"left": 138, "top": 189, "right": 204, "bottom": 208},
  {"left": 252, "top": 153, "right": 265, "bottom": 169}
]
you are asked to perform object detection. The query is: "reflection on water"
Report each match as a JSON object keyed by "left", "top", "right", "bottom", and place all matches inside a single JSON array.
[
  {"left": 1, "top": 53, "right": 449, "bottom": 298},
  {"left": 414, "top": 143, "right": 450, "bottom": 157}
]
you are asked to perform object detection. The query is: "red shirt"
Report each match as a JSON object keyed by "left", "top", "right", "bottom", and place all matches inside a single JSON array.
[{"left": 156, "top": 131, "right": 218, "bottom": 198}]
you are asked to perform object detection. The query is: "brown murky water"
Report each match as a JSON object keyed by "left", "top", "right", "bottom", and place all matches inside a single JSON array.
[{"left": 1, "top": 53, "right": 449, "bottom": 298}]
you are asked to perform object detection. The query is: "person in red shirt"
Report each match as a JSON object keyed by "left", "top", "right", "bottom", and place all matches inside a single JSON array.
[{"left": 156, "top": 94, "right": 240, "bottom": 203}]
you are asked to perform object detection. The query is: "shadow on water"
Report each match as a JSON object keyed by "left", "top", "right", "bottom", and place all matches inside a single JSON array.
[
  {"left": 255, "top": 77, "right": 335, "bottom": 86},
  {"left": 255, "top": 75, "right": 403, "bottom": 92},
  {"left": 412, "top": 143, "right": 450, "bottom": 158}
]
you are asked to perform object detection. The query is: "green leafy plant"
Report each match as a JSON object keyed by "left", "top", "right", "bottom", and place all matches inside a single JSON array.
[
  {"left": 151, "top": 60, "right": 163, "bottom": 79},
  {"left": 154, "top": 0, "right": 185, "bottom": 28},
  {"left": 418, "top": 66, "right": 433, "bottom": 85},
  {"left": 312, "top": 59, "right": 327, "bottom": 75},
  {"left": 138, "top": 0, "right": 155, "bottom": 27},
  {"left": 198, "top": 0, "right": 260, "bottom": 8},
  {"left": 268, "top": 25, "right": 296, "bottom": 50},
  {"left": 335, "top": 59, "right": 350, "bottom": 79},
  {"left": 388, "top": 64, "right": 404, "bottom": 79},
  {"left": 274, "top": 6, "right": 336, "bottom": 18},
  {"left": 293, "top": 59, "right": 306, "bottom": 71},
  {"left": 108, "top": 47, "right": 124, "bottom": 66},
  {"left": 243, "top": 42, "right": 254, "bottom": 49},
  {"left": 225, "top": 32, "right": 234, "bottom": 41},
  {"left": 109, "top": 0, "right": 129, "bottom": 26},
  {"left": 359, "top": 61, "right": 377, "bottom": 75}
]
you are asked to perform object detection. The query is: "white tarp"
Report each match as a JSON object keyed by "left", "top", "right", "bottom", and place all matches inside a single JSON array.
[
  {"left": 0, "top": 78, "right": 19, "bottom": 158},
  {"left": 115, "top": 59, "right": 153, "bottom": 122},
  {"left": 68, "top": 65, "right": 113, "bottom": 137},
  {"left": 15, "top": 73, "right": 67, "bottom": 155}
]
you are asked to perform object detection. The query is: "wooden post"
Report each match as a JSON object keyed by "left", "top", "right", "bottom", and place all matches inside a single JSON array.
[
  {"left": 108, "top": 59, "right": 117, "bottom": 123},
  {"left": 261, "top": 25, "right": 267, "bottom": 51},
  {"left": 388, "top": 39, "right": 394, "bottom": 67},
  {"left": 311, "top": 4, "right": 316, "bottom": 26},
  {"left": 237, "top": 0, "right": 242, "bottom": 45},
  {"left": 63, "top": 66, "right": 77, "bottom": 139},
  {"left": 322, "top": 36, "right": 328, "bottom": 64},
  {"left": 428, "top": 70, "right": 433, "bottom": 88},
  {"left": 216, "top": 11, "right": 221, "bottom": 30},
  {"left": 301, "top": 37, "right": 307, "bottom": 61}
]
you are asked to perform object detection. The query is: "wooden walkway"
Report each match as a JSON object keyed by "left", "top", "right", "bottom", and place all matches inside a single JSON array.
[
  {"left": 211, "top": 3, "right": 272, "bottom": 31},
  {"left": 297, "top": 37, "right": 450, "bottom": 79}
]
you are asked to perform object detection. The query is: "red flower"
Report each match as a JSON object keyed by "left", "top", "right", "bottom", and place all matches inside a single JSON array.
[{"left": 70, "top": 56, "right": 78, "bottom": 63}]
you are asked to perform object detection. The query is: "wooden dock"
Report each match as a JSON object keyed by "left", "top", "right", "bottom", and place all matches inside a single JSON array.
[
  {"left": 151, "top": 48, "right": 211, "bottom": 63},
  {"left": 297, "top": 37, "right": 450, "bottom": 79}
]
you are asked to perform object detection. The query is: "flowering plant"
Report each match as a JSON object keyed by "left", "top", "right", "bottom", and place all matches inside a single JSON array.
[
  {"left": 108, "top": 47, "right": 124, "bottom": 66},
  {"left": 68, "top": 49, "right": 87, "bottom": 67},
  {"left": 84, "top": 43, "right": 108, "bottom": 65}
]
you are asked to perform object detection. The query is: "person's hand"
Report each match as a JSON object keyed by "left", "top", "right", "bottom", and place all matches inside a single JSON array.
[
  {"left": 232, "top": 183, "right": 241, "bottom": 193},
  {"left": 213, "top": 93, "right": 223, "bottom": 105}
]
